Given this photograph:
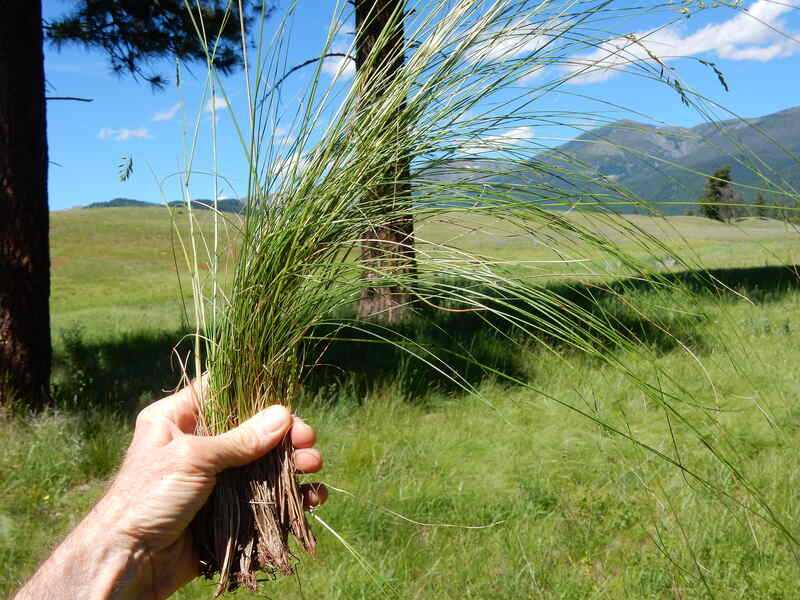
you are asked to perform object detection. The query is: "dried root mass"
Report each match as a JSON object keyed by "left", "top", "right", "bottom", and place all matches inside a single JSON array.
[{"left": 192, "top": 438, "right": 315, "bottom": 596}]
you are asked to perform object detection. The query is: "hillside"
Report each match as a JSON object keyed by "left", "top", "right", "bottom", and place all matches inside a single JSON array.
[
  {"left": 85, "top": 197, "right": 155, "bottom": 209},
  {"left": 425, "top": 105, "right": 800, "bottom": 215},
  {"left": 549, "top": 105, "right": 800, "bottom": 212},
  {"left": 85, "top": 197, "right": 245, "bottom": 214}
]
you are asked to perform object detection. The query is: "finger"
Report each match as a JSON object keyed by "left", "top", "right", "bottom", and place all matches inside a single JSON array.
[
  {"left": 300, "top": 483, "right": 328, "bottom": 509},
  {"left": 141, "top": 374, "right": 208, "bottom": 434},
  {"left": 168, "top": 374, "right": 209, "bottom": 433},
  {"left": 134, "top": 375, "right": 208, "bottom": 444},
  {"left": 189, "top": 405, "right": 292, "bottom": 472},
  {"left": 293, "top": 448, "right": 323, "bottom": 474},
  {"left": 290, "top": 416, "right": 316, "bottom": 449}
]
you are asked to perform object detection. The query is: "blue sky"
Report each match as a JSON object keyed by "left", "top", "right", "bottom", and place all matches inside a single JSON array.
[{"left": 43, "top": 0, "right": 800, "bottom": 211}]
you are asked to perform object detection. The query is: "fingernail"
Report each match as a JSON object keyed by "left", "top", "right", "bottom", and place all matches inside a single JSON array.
[{"left": 258, "top": 405, "right": 291, "bottom": 434}]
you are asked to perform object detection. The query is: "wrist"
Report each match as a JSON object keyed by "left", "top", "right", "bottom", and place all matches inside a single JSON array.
[
  {"left": 87, "top": 493, "right": 154, "bottom": 599},
  {"left": 15, "top": 496, "right": 153, "bottom": 600}
]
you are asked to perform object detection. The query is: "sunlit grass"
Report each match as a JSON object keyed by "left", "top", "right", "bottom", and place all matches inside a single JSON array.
[
  {"left": 49, "top": 206, "right": 799, "bottom": 340},
  {"left": 6, "top": 246, "right": 800, "bottom": 597},
  {"left": 26, "top": 0, "right": 800, "bottom": 591}
]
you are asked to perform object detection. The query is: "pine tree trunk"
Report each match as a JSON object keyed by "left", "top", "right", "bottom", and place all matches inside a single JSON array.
[
  {"left": 0, "top": 0, "right": 51, "bottom": 408},
  {"left": 355, "top": 0, "right": 416, "bottom": 323}
]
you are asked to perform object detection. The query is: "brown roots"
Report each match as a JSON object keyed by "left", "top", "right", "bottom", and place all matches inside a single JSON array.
[{"left": 191, "top": 437, "right": 316, "bottom": 596}]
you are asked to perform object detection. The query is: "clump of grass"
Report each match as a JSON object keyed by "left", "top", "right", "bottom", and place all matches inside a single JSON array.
[{"left": 174, "top": 0, "right": 800, "bottom": 595}]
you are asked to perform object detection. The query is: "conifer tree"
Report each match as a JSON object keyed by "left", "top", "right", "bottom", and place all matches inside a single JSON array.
[
  {"left": 698, "top": 165, "right": 732, "bottom": 222},
  {"left": 46, "top": 1, "right": 266, "bottom": 89},
  {"left": 755, "top": 192, "right": 768, "bottom": 219},
  {"left": 1, "top": 1, "right": 267, "bottom": 408},
  {"left": 1, "top": 1, "right": 50, "bottom": 407},
  {"left": 355, "top": 0, "right": 415, "bottom": 322}
]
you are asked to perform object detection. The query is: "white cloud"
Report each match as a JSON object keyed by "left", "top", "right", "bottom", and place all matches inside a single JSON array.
[
  {"left": 457, "top": 14, "right": 562, "bottom": 84},
  {"left": 717, "top": 37, "right": 799, "bottom": 61},
  {"left": 97, "top": 127, "right": 152, "bottom": 141},
  {"left": 331, "top": 17, "right": 351, "bottom": 35},
  {"left": 461, "top": 125, "right": 534, "bottom": 155},
  {"left": 271, "top": 152, "right": 310, "bottom": 176},
  {"left": 519, "top": 65, "right": 548, "bottom": 84},
  {"left": 566, "top": 0, "right": 800, "bottom": 84},
  {"left": 322, "top": 42, "right": 355, "bottom": 79},
  {"left": 152, "top": 102, "right": 182, "bottom": 121},
  {"left": 274, "top": 126, "right": 296, "bottom": 146},
  {"left": 205, "top": 96, "right": 229, "bottom": 112},
  {"left": 466, "top": 18, "right": 554, "bottom": 64}
]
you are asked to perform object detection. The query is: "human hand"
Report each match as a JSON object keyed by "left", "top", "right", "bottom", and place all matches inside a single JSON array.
[{"left": 15, "top": 378, "right": 326, "bottom": 600}]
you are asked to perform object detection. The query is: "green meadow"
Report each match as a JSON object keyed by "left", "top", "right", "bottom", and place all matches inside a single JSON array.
[{"left": 3, "top": 206, "right": 800, "bottom": 598}]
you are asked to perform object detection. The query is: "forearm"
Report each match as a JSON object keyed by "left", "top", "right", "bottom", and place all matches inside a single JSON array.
[
  {"left": 14, "top": 503, "right": 152, "bottom": 600},
  {"left": 13, "top": 390, "right": 322, "bottom": 600}
]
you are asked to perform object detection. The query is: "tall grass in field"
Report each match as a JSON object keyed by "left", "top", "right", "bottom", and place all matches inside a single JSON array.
[{"left": 172, "top": 0, "right": 800, "bottom": 595}]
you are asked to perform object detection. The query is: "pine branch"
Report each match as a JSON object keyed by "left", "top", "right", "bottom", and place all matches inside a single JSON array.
[{"left": 46, "top": 96, "right": 94, "bottom": 102}]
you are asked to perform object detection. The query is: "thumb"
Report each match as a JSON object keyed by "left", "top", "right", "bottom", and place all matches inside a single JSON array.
[{"left": 192, "top": 405, "right": 293, "bottom": 472}]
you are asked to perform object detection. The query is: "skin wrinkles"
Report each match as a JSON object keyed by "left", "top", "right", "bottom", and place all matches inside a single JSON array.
[{"left": 14, "top": 378, "right": 327, "bottom": 600}]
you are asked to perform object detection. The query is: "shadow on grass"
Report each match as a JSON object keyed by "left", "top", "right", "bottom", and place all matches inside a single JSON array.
[
  {"left": 300, "top": 286, "right": 700, "bottom": 403},
  {"left": 51, "top": 264, "right": 800, "bottom": 410},
  {"left": 302, "top": 310, "right": 528, "bottom": 403},
  {"left": 301, "top": 265, "right": 800, "bottom": 402},
  {"left": 648, "top": 264, "right": 800, "bottom": 302},
  {"left": 51, "top": 326, "right": 192, "bottom": 417}
]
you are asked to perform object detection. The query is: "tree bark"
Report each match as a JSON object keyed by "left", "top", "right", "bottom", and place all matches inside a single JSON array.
[
  {"left": 0, "top": 0, "right": 51, "bottom": 408},
  {"left": 355, "top": 0, "right": 415, "bottom": 323}
]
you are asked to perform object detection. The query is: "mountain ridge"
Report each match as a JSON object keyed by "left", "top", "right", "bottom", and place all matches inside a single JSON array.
[
  {"left": 544, "top": 105, "right": 800, "bottom": 213},
  {"left": 80, "top": 105, "right": 800, "bottom": 217},
  {"left": 85, "top": 197, "right": 245, "bottom": 214}
]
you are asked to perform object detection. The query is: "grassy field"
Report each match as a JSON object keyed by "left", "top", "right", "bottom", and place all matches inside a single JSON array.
[{"left": 3, "top": 207, "right": 800, "bottom": 598}]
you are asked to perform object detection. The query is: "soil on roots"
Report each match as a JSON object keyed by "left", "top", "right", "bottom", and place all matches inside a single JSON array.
[{"left": 191, "top": 437, "right": 316, "bottom": 596}]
